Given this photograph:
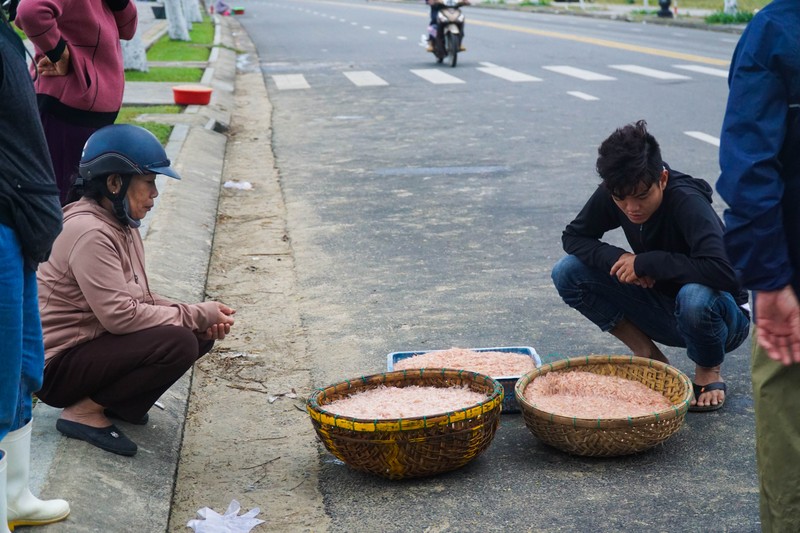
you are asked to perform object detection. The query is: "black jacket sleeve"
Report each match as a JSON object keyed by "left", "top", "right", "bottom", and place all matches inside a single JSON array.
[{"left": 562, "top": 185, "right": 629, "bottom": 272}]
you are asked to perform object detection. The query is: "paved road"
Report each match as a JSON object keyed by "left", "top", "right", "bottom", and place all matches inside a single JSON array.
[{"left": 232, "top": 1, "right": 760, "bottom": 531}]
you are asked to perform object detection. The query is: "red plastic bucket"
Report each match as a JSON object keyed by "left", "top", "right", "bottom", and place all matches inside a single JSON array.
[{"left": 172, "top": 85, "right": 213, "bottom": 105}]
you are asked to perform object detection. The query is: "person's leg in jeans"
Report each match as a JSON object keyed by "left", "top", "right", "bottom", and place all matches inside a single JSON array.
[
  {"left": 0, "top": 224, "right": 24, "bottom": 441},
  {"left": 18, "top": 266, "right": 44, "bottom": 432},
  {"left": 551, "top": 255, "right": 682, "bottom": 363},
  {"left": 674, "top": 283, "right": 750, "bottom": 408},
  {"left": 38, "top": 326, "right": 214, "bottom": 426},
  {"left": 0, "top": 225, "right": 69, "bottom": 527}
]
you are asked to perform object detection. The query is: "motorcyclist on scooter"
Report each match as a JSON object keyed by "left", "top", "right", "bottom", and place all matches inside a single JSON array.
[{"left": 425, "top": 0, "right": 469, "bottom": 53}]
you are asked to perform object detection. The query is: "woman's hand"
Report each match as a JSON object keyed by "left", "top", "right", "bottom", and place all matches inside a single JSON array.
[
  {"left": 198, "top": 302, "right": 236, "bottom": 341},
  {"left": 38, "top": 46, "right": 70, "bottom": 76}
]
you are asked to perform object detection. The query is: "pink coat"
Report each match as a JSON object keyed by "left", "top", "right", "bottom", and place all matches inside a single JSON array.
[
  {"left": 15, "top": 0, "right": 137, "bottom": 114},
  {"left": 37, "top": 198, "right": 219, "bottom": 361}
]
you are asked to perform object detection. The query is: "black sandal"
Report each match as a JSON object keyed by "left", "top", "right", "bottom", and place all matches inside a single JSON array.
[{"left": 689, "top": 381, "right": 727, "bottom": 412}]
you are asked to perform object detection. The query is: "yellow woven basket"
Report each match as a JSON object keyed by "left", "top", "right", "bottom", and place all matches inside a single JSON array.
[
  {"left": 307, "top": 369, "right": 504, "bottom": 479},
  {"left": 514, "top": 355, "right": 692, "bottom": 457}
]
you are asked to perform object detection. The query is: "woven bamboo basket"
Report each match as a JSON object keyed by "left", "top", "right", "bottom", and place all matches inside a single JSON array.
[
  {"left": 307, "top": 369, "right": 504, "bottom": 479},
  {"left": 514, "top": 355, "right": 692, "bottom": 457}
]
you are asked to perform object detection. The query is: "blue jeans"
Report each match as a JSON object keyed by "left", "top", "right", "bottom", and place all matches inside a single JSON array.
[
  {"left": 0, "top": 223, "right": 44, "bottom": 440},
  {"left": 551, "top": 255, "right": 750, "bottom": 368}
]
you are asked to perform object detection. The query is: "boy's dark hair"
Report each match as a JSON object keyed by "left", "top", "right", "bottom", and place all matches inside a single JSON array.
[{"left": 596, "top": 120, "right": 663, "bottom": 199}]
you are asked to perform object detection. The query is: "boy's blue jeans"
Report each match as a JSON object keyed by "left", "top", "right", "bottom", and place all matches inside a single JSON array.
[
  {"left": 0, "top": 223, "right": 44, "bottom": 441},
  {"left": 551, "top": 255, "right": 750, "bottom": 368}
]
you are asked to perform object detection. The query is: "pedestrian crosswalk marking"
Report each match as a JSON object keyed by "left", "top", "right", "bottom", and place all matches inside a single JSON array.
[
  {"left": 610, "top": 65, "right": 691, "bottom": 80},
  {"left": 272, "top": 74, "right": 310, "bottom": 90},
  {"left": 673, "top": 64, "right": 729, "bottom": 78},
  {"left": 344, "top": 71, "right": 389, "bottom": 87},
  {"left": 684, "top": 131, "right": 720, "bottom": 146},
  {"left": 269, "top": 62, "right": 722, "bottom": 91},
  {"left": 567, "top": 91, "right": 599, "bottom": 101},
  {"left": 542, "top": 66, "right": 616, "bottom": 81},
  {"left": 410, "top": 69, "right": 465, "bottom": 84},
  {"left": 477, "top": 64, "right": 541, "bottom": 82}
]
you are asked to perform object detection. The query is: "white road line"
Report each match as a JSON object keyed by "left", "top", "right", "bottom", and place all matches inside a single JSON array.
[
  {"left": 271, "top": 74, "right": 310, "bottom": 90},
  {"left": 542, "top": 66, "right": 616, "bottom": 81},
  {"left": 343, "top": 71, "right": 389, "bottom": 87},
  {"left": 351, "top": 21, "right": 358, "bottom": 25},
  {"left": 673, "top": 64, "right": 729, "bottom": 78},
  {"left": 477, "top": 66, "right": 541, "bottom": 82},
  {"left": 339, "top": 18, "right": 346, "bottom": 22},
  {"left": 379, "top": 30, "right": 387, "bottom": 34},
  {"left": 363, "top": 25, "right": 371, "bottom": 29},
  {"left": 567, "top": 91, "right": 599, "bottom": 101},
  {"left": 610, "top": 64, "right": 690, "bottom": 80},
  {"left": 685, "top": 131, "right": 720, "bottom": 146},
  {"left": 410, "top": 69, "right": 465, "bottom": 84},
  {"left": 397, "top": 36, "right": 408, "bottom": 40}
]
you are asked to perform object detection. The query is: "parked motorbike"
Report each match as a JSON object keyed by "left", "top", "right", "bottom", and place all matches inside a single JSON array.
[{"left": 427, "top": 0, "right": 468, "bottom": 67}]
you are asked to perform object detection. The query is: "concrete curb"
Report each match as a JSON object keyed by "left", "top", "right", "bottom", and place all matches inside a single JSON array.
[{"left": 29, "top": 15, "right": 236, "bottom": 533}]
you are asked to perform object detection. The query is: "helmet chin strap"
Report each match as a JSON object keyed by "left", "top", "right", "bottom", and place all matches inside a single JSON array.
[
  {"left": 117, "top": 196, "right": 142, "bottom": 228},
  {"left": 105, "top": 176, "right": 141, "bottom": 228}
]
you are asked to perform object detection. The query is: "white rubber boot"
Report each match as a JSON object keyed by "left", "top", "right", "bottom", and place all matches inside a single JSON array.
[
  {"left": 1, "top": 422, "right": 69, "bottom": 530},
  {"left": 0, "top": 450, "right": 12, "bottom": 533}
]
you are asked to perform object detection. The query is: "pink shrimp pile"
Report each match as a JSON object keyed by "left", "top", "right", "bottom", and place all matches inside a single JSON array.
[
  {"left": 394, "top": 348, "right": 535, "bottom": 377},
  {"left": 523, "top": 371, "right": 672, "bottom": 419},
  {"left": 324, "top": 385, "right": 487, "bottom": 419}
]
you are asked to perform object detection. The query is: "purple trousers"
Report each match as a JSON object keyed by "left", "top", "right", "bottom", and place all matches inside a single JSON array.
[
  {"left": 37, "top": 326, "right": 214, "bottom": 422},
  {"left": 39, "top": 112, "right": 99, "bottom": 206}
]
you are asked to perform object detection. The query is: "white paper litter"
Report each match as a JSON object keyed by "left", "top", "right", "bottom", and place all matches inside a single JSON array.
[
  {"left": 223, "top": 181, "right": 253, "bottom": 190},
  {"left": 187, "top": 500, "right": 264, "bottom": 532}
]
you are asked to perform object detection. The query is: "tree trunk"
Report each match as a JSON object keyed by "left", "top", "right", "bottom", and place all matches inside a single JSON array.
[
  {"left": 723, "top": 0, "right": 738, "bottom": 15},
  {"left": 165, "top": 0, "right": 191, "bottom": 41},
  {"left": 186, "top": 0, "right": 203, "bottom": 24},
  {"left": 181, "top": 0, "right": 193, "bottom": 32},
  {"left": 122, "top": 31, "right": 149, "bottom": 72}
]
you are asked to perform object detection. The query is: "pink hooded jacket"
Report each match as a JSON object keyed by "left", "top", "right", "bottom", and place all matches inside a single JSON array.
[
  {"left": 37, "top": 198, "right": 219, "bottom": 361},
  {"left": 15, "top": 0, "right": 137, "bottom": 119}
]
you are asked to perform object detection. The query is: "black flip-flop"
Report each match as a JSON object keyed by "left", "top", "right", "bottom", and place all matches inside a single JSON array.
[{"left": 689, "top": 381, "right": 727, "bottom": 412}]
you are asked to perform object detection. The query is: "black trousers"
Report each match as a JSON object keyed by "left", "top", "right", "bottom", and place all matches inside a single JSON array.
[{"left": 38, "top": 326, "right": 214, "bottom": 422}]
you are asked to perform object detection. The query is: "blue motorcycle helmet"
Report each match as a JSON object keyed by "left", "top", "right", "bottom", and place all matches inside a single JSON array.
[{"left": 76, "top": 124, "right": 180, "bottom": 228}]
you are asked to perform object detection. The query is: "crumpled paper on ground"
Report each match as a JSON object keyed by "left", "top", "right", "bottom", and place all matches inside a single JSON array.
[
  {"left": 223, "top": 180, "right": 253, "bottom": 190},
  {"left": 187, "top": 500, "right": 264, "bottom": 532}
]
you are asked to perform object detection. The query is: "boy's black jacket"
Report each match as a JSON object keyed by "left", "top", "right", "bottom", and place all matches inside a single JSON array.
[{"left": 562, "top": 163, "right": 749, "bottom": 307}]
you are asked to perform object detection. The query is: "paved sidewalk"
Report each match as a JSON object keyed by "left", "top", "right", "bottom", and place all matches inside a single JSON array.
[{"left": 28, "top": 5, "right": 238, "bottom": 532}]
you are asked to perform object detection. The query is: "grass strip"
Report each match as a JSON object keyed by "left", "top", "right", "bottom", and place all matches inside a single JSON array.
[
  {"left": 125, "top": 67, "right": 204, "bottom": 82},
  {"left": 147, "top": 16, "right": 215, "bottom": 62},
  {"left": 116, "top": 105, "right": 182, "bottom": 145}
]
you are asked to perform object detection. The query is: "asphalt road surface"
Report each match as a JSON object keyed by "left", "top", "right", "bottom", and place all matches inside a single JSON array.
[{"left": 236, "top": 2, "right": 757, "bottom": 530}]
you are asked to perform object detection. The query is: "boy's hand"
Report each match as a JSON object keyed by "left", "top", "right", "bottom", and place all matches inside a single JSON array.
[{"left": 610, "top": 253, "right": 654, "bottom": 287}]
